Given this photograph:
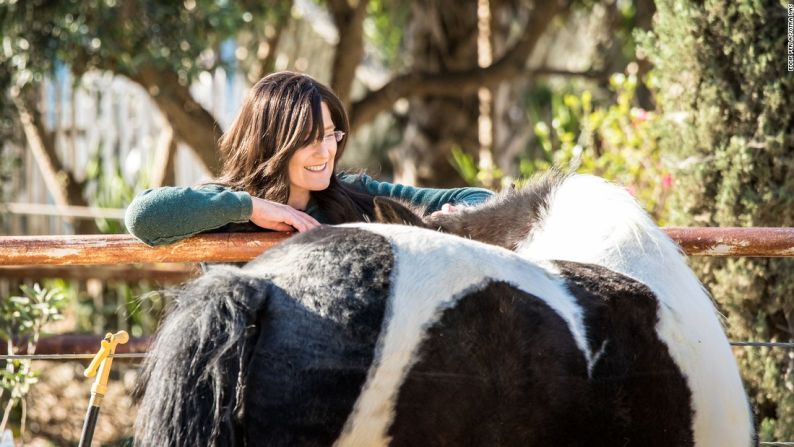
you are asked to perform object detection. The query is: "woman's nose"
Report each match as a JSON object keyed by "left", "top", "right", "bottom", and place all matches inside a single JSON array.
[{"left": 317, "top": 139, "right": 333, "bottom": 157}]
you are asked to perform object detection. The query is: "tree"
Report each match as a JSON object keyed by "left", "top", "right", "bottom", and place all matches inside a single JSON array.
[
  {"left": 2, "top": 0, "right": 579, "bottom": 192},
  {"left": 1, "top": 0, "right": 256, "bottom": 232},
  {"left": 641, "top": 0, "right": 794, "bottom": 439},
  {"left": 365, "top": 0, "right": 570, "bottom": 186}
]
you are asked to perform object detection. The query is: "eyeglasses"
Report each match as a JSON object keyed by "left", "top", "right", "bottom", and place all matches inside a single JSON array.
[{"left": 321, "top": 130, "right": 346, "bottom": 143}]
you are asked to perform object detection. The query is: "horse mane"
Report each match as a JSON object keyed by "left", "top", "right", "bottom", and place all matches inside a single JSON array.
[
  {"left": 134, "top": 266, "right": 271, "bottom": 447},
  {"left": 372, "top": 196, "right": 431, "bottom": 228},
  {"left": 513, "top": 174, "right": 686, "bottom": 293},
  {"left": 422, "top": 169, "right": 570, "bottom": 250}
]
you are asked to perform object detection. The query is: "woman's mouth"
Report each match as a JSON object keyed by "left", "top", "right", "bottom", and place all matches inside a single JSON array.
[{"left": 304, "top": 162, "right": 327, "bottom": 172}]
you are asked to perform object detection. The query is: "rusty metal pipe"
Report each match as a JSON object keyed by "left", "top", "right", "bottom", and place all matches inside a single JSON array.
[
  {"left": 1, "top": 229, "right": 794, "bottom": 266},
  {"left": 0, "top": 232, "right": 289, "bottom": 266},
  {"left": 666, "top": 227, "right": 794, "bottom": 257}
]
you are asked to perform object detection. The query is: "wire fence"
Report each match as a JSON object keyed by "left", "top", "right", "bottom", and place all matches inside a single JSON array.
[{"left": 1, "top": 339, "right": 792, "bottom": 362}]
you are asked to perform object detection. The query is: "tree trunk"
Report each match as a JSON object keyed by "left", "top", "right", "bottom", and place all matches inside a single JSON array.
[
  {"left": 150, "top": 123, "right": 177, "bottom": 187},
  {"left": 391, "top": 0, "right": 481, "bottom": 187},
  {"left": 12, "top": 87, "right": 98, "bottom": 234},
  {"left": 130, "top": 66, "right": 222, "bottom": 176},
  {"left": 328, "top": 0, "right": 368, "bottom": 108},
  {"left": 491, "top": 1, "right": 532, "bottom": 179},
  {"left": 389, "top": 0, "right": 567, "bottom": 187}
]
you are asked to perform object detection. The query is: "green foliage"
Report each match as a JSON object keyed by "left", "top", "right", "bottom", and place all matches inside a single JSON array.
[
  {"left": 640, "top": 0, "right": 794, "bottom": 440},
  {"left": 452, "top": 66, "right": 674, "bottom": 222},
  {"left": 364, "top": 0, "right": 409, "bottom": 69},
  {"left": 534, "top": 72, "right": 674, "bottom": 222},
  {"left": 0, "top": 283, "right": 66, "bottom": 435},
  {"left": 450, "top": 145, "right": 502, "bottom": 188},
  {"left": 0, "top": 136, "right": 22, "bottom": 230},
  {"left": 0, "top": 0, "right": 260, "bottom": 90},
  {"left": 83, "top": 145, "right": 146, "bottom": 234},
  {"left": 0, "top": 284, "right": 66, "bottom": 342}
]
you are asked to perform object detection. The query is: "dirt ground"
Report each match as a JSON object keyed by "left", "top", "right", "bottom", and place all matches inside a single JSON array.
[{"left": 20, "top": 361, "right": 139, "bottom": 446}]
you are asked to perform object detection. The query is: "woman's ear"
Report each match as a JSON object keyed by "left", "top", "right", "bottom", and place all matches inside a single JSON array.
[{"left": 373, "top": 197, "right": 431, "bottom": 229}]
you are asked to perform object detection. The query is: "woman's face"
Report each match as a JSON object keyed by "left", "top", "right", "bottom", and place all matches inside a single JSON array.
[{"left": 287, "top": 102, "right": 338, "bottom": 208}]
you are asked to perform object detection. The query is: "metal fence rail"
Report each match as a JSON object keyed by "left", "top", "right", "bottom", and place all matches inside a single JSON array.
[
  {"left": 0, "top": 232, "right": 288, "bottom": 265},
  {"left": 1, "top": 227, "right": 794, "bottom": 266}
]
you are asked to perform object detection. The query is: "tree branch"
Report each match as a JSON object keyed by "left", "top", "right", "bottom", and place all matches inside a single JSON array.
[
  {"left": 529, "top": 67, "right": 609, "bottom": 79},
  {"left": 129, "top": 66, "right": 222, "bottom": 176},
  {"left": 150, "top": 122, "right": 177, "bottom": 187},
  {"left": 328, "top": 0, "right": 368, "bottom": 107},
  {"left": 11, "top": 86, "right": 97, "bottom": 233},
  {"left": 253, "top": 23, "right": 285, "bottom": 81},
  {"left": 349, "top": 0, "right": 570, "bottom": 131},
  {"left": 246, "top": 5, "right": 291, "bottom": 84}
]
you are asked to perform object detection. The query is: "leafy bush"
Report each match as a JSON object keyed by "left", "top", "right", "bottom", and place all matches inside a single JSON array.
[
  {"left": 0, "top": 284, "right": 66, "bottom": 437},
  {"left": 452, "top": 65, "right": 675, "bottom": 223},
  {"left": 639, "top": 0, "right": 794, "bottom": 440}
]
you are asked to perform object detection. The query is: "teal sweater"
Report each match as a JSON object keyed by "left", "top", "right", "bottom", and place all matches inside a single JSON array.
[{"left": 125, "top": 173, "right": 493, "bottom": 246}]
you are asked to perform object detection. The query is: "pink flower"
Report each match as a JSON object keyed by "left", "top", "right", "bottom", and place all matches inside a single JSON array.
[
  {"left": 630, "top": 108, "right": 649, "bottom": 125},
  {"left": 662, "top": 173, "right": 673, "bottom": 189}
]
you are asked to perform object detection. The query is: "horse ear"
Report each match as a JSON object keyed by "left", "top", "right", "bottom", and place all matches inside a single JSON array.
[{"left": 373, "top": 197, "right": 431, "bottom": 228}]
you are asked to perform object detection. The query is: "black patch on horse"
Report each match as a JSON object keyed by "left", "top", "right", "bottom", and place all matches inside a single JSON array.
[
  {"left": 389, "top": 280, "right": 595, "bottom": 446},
  {"left": 555, "top": 260, "right": 695, "bottom": 446},
  {"left": 241, "top": 227, "right": 395, "bottom": 446},
  {"left": 388, "top": 269, "right": 694, "bottom": 447}
]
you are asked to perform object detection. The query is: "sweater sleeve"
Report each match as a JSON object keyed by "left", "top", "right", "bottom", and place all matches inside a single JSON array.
[
  {"left": 124, "top": 184, "right": 253, "bottom": 246},
  {"left": 340, "top": 173, "right": 494, "bottom": 214}
]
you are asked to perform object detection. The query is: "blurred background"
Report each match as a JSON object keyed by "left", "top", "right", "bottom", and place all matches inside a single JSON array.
[{"left": 0, "top": 0, "right": 792, "bottom": 444}]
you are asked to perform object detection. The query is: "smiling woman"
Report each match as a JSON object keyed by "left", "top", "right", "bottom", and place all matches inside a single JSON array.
[
  {"left": 123, "top": 72, "right": 493, "bottom": 246},
  {"left": 286, "top": 103, "right": 341, "bottom": 210}
]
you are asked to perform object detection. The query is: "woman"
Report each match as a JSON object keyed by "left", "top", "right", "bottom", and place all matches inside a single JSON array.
[{"left": 124, "top": 71, "right": 493, "bottom": 246}]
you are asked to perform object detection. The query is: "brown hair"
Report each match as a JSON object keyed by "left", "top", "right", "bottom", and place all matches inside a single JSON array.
[{"left": 215, "top": 71, "right": 374, "bottom": 223}]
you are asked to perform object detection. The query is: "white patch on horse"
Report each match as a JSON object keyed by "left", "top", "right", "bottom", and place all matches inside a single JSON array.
[
  {"left": 515, "top": 174, "right": 754, "bottom": 447},
  {"left": 588, "top": 339, "right": 608, "bottom": 378},
  {"left": 334, "top": 223, "right": 594, "bottom": 447}
]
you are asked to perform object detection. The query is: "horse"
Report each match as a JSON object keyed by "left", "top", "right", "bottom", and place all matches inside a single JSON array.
[
  {"left": 375, "top": 170, "right": 757, "bottom": 446},
  {"left": 134, "top": 173, "right": 755, "bottom": 446}
]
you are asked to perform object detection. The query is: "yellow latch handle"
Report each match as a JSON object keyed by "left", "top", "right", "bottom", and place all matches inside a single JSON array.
[
  {"left": 83, "top": 331, "right": 129, "bottom": 398},
  {"left": 84, "top": 337, "right": 110, "bottom": 379}
]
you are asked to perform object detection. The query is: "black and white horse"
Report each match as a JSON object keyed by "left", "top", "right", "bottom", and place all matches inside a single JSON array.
[
  {"left": 381, "top": 171, "right": 756, "bottom": 446},
  {"left": 135, "top": 173, "right": 755, "bottom": 446}
]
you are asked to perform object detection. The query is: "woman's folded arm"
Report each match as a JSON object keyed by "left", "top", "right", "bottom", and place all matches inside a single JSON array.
[{"left": 124, "top": 185, "right": 253, "bottom": 246}]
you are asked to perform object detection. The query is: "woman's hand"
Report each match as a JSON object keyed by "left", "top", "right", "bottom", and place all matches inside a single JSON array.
[
  {"left": 429, "top": 203, "right": 467, "bottom": 218},
  {"left": 250, "top": 197, "right": 321, "bottom": 232}
]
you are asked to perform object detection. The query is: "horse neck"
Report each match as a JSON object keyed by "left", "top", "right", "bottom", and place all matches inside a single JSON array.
[{"left": 427, "top": 176, "right": 560, "bottom": 250}]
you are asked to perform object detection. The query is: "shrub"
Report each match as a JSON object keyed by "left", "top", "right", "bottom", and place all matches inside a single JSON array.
[{"left": 639, "top": 0, "right": 794, "bottom": 439}]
